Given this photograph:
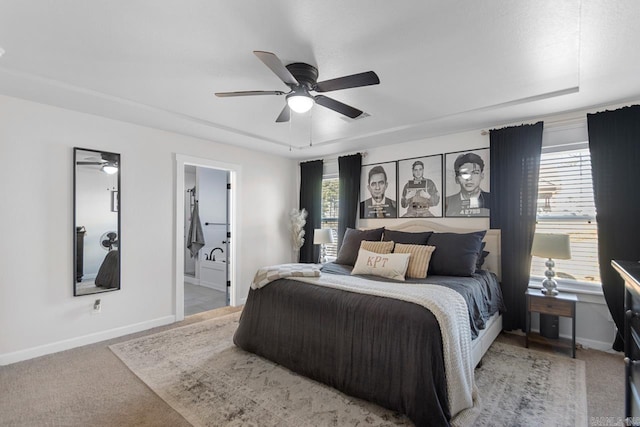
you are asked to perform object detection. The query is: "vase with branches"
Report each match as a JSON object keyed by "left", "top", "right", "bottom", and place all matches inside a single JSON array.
[{"left": 289, "top": 208, "right": 307, "bottom": 259}]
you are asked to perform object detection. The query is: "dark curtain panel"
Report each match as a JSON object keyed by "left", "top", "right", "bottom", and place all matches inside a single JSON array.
[
  {"left": 587, "top": 105, "right": 640, "bottom": 351},
  {"left": 337, "top": 153, "right": 362, "bottom": 249},
  {"left": 490, "top": 122, "right": 543, "bottom": 331},
  {"left": 299, "top": 160, "right": 324, "bottom": 263}
]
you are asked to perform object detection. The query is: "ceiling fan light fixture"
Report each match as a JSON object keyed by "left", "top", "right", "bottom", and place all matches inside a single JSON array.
[
  {"left": 286, "top": 91, "right": 314, "bottom": 113},
  {"left": 101, "top": 163, "right": 118, "bottom": 175}
]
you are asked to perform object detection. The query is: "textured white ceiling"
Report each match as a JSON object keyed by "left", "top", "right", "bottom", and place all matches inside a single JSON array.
[{"left": 0, "top": 1, "right": 639, "bottom": 158}]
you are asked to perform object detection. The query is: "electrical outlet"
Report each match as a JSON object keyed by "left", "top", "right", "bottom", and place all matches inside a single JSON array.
[{"left": 92, "top": 299, "right": 101, "bottom": 314}]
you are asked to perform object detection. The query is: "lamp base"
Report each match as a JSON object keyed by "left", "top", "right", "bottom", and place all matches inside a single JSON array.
[
  {"left": 541, "top": 258, "right": 559, "bottom": 296},
  {"left": 318, "top": 244, "right": 327, "bottom": 264}
]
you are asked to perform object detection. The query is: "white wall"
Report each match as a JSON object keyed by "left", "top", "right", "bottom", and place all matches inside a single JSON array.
[{"left": 0, "top": 94, "right": 296, "bottom": 364}]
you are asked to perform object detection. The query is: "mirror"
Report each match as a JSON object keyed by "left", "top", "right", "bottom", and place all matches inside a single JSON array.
[{"left": 74, "top": 147, "right": 121, "bottom": 296}]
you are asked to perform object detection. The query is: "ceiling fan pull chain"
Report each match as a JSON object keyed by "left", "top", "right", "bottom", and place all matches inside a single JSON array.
[
  {"left": 309, "top": 109, "right": 313, "bottom": 147},
  {"left": 289, "top": 110, "right": 293, "bottom": 151}
]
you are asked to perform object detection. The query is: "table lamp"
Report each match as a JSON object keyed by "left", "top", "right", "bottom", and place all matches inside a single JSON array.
[
  {"left": 531, "top": 233, "right": 571, "bottom": 296},
  {"left": 313, "top": 229, "right": 334, "bottom": 264}
]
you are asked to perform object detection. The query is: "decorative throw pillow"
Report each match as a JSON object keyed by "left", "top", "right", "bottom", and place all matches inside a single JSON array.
[
  {"left": 360, "top": 240, "right": 394, "bottom": 254},
  {"left": 393, "top": 244, "right": 436, "bottom": 279},
  {"left": 383, "top": 229, "right": 433, "bottom": 245},
  {"left": 351, "top": 248, "right": 410, "bottom": 281},
  {"left": 427, "top": 231, "right": 487, "bottom": 277},
  {"left": 335, "top": 227, "right": 385, "bottom": 266}
]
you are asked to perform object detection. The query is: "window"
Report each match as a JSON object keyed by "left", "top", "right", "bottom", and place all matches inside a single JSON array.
[
  {"left": 530, "top": 145, "right": 601, "bottom": 286},
  {"left": 321, "top": 177, "right": 339, "bottom": 258}
]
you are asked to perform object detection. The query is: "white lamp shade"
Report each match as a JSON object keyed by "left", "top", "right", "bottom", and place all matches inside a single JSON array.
[
  {"left": 531, "top": 233, "right": 571, "bottom": 260},
  {"left": 313, "top": 228, "right": 334, "bottom": 245},
  {"left": 287, "top": 94, "right": 314, "bottom": 113}
]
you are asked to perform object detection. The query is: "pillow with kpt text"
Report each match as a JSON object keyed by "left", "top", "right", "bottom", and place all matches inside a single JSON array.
[
  {"left": 393, "top": 244, "right": 436, "bottom": 279},
  {"left": 360, "top": 240, "right": 394, "bottom": 254},
  {"left": 351, "top": 248, "right": 410, "bottom": 281}
]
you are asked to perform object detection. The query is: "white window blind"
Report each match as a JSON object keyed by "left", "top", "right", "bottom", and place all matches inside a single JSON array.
[
  {"left": 321, "top": 177, "right": 339, "bottom": 258},
  {"left": 530, "top": 146, "right": 601, "bottom": 284}
]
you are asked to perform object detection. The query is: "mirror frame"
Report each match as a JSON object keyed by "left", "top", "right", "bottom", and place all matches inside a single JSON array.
[{"left": 73, "top": 147, "right": 121, "bottom": 296}]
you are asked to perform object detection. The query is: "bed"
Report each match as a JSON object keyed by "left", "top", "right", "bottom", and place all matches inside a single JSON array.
[
  {"left": 95, "top": 249, "right": 119, "bottom": 288},
  {"left": 233, "top": 220, "right": 503, "bottom": 427}
]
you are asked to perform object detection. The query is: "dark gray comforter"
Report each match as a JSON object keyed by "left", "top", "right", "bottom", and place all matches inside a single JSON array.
[{"left": 233, "top": 264, "right": 504, "bottom": 427}]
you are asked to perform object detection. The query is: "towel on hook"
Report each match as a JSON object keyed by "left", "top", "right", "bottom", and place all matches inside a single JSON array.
[{"left": 187, "top": 201, "right": 205, "bottom": 258}]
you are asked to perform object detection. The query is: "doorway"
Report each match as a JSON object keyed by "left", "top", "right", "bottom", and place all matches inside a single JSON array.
[
  {"left": 184, "top": 165, "right": 230, "bottom": 315},
  {"left": 175, "top": 154, "right": 240, "bottom": 322}
]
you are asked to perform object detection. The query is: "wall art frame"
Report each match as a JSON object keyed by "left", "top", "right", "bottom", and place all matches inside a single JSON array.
[
  {"left": 397, "top": 154, "right": 443, "bottom": 218},
  {"left": 359, "top": 161, "right": 398, "bottom": 219},
  {"left": 444, "top": 147, "right": 491, "bottom": 217}
]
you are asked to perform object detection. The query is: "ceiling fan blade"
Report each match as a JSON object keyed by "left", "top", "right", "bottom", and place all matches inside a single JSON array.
[
  {"left": 275, "top": 105, "right": 291, "bottom": 123},
  {"left": 77, "top": 161, "right": 103, "bottom": 165},
  {"left": 314, "top": 95, "right": 363, "bottom": 118},
  {"left": 315, "top": 71, "right": 380, "bottom": 92},
  {"left": 215, "top": 90, "right": 285, "bottom": 97},
  {"left": 253, "top": 51, "right": 299, "bottom": 87}
]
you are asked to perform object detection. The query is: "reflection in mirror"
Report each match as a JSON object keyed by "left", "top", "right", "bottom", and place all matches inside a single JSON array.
[{"left": 74, "top": 148, "right": 121, "bottom": 296}]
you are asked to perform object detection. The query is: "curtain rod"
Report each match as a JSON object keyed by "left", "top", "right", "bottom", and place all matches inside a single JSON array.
[
  {"left": 480, "top": 116, "right": 587, "bottom": 136},
  {"left": 299, "top": 151, "right": 367, "bottom": 165}
]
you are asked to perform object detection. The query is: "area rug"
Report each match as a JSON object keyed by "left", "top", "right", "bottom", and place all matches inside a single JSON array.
[{"left": 110, "top": 312, "right": 587, "bottom": 427}]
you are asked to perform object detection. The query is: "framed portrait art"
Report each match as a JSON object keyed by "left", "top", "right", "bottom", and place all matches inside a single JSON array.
[
  {"left": 444, "top": 148, "right": 490, "bottom": 218},
  {"left": 359, "top": 161, "right": 398, "bottom": 219},
  {"left": 397, "top": 155, "right": 443, "bottom": 218}
]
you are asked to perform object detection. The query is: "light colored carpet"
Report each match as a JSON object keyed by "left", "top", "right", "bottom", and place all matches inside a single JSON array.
[{"left": 110, "top": 311, "right": 587, "bottom": 427}]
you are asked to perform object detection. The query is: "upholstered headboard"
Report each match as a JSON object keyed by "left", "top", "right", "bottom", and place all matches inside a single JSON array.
[{"left": 386, "top": 220, "right": 502, "bottom": 280}]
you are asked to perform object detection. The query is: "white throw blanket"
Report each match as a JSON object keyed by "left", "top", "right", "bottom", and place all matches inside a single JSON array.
[
  {"left": 287, "top": 273, "right": 477, "bottom": 421},
  {"left": 251, "top": 263, "right": 321, "bottom": 289}
]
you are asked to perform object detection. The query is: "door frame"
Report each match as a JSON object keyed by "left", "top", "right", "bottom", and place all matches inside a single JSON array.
[{"left": 175, "top": 154, "right": 241, "bottom": 321}]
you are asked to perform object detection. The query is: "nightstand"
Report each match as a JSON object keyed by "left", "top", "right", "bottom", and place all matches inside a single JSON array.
[{"left": 525, "top": 289, "right": 577, "bottom": 358}]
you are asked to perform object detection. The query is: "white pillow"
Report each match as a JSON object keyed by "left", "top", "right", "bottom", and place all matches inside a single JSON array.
[{"left": 351, "top": 248, "right": 411, "bottom": 281}]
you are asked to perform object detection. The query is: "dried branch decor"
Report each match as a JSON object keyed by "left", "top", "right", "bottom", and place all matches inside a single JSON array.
[{"left": 289, "top": 208, "right": 307, "bottom": 252}]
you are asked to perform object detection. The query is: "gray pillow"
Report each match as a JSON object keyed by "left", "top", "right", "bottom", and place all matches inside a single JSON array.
[
  {"left": 335, "top": 227, "right": 385, "bottom": 266},
  {"left": 476, "top": 242, "right": 489, "bottom": 270},
  {"left": 427, "top": 231, "right": 487, "bottom": 276},
  {"left": 383, "top": 229, "right": 433, "bottom": 245}
]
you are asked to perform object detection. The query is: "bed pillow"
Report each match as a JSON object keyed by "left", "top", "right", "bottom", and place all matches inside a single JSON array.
[
  {"left": 360, "top": 240, "right": 394, "bottom": 254},
  {"left": 476, "top": 242, "right": 490, "bottom": 270},
  {"left": 427, "top": 231, "right": 487, "bottom": 276},
  {"left": 393, "top": 244, "right": 436, "bottom": 279},
  {"left": 383, "top": 229, "right": 433, "bottom": 245},
  {"left": 351, "top": 248, "right": 410, "bottom": 281},
  {"left": 335, "top": 227, "right": 385, "bottom": 266}
]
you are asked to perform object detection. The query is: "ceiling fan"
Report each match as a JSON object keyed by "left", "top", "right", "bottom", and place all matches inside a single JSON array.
[
  {"left": 215, "top": 51, "right": 380, "bottom": 122},
  {"left": 77, "top": 153, "right": 119, "bottom": 174}
]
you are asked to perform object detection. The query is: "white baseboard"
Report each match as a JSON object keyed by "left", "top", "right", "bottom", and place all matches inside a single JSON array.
[
  {"left": 575, "top": 336, "right": 618, "bottom": 353},
  {"left": 184, "top": 275, "right": 199, "bottom": 285},
  {"left": 199, "top": 280, "right": 226, "bottom": 293},
  {"left": 524, "top": 328, "right": 616, "bottom": 354},
  {"left": 0, "top": 315, "right": 176, "bottom": 366}
]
